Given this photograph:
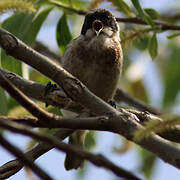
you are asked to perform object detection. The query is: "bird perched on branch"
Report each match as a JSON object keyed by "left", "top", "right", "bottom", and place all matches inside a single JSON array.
[{"left": 61, "top": 8, "right": 123, "bottom": 170}]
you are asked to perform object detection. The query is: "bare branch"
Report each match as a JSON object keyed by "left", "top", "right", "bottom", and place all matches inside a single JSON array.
[
  {"left": 0, "top": 119, "right": 141, "bottom": 180},
  {"left": 0, "top": 67, "right": 82, "bottom": 113},
  {"left": 0, "top": 134, "right": 53, "bottom": 180},
  {"left": 0, "top": 70, "right": 55, "bottom": 126},
  {"left": 34, "top": 41, "right": 61, "bottom": 63},
  {"left": 0, "top": 116, "right": 38, "bottom": 127},
  {"left": 116, "top": 17, "right": 180, "bottom": 31},
  {"left": 0, "top": 128, "right": 73, "bottom": 179},
  {"left": 0, "top": 70, "right": 179, "bottom": 144},
  {"left": 1, "top": 107, "right": 180, "bottom": 144}
]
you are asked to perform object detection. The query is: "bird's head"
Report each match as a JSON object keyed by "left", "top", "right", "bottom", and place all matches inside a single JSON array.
[{"left": 81, "top": 9, "right": 119, "bottom": 38}]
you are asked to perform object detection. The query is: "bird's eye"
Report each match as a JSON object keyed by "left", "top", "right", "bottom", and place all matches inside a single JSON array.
[{"left": 107, "top": 16, "right": 111, "bottom": 20}]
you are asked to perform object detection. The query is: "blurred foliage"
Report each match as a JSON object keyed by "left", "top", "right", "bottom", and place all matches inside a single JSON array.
[
  {"left": 113, "top": 139, "right": 133, "bottom": 154},
  {"left": 0, "top": 0, "right": 180, "bottom": 180},
  {"left": 138, "top": 148, "right": 157, "bottom": 179},
  {"left": 0, "top": 88, "right": 8, "bottom": 115},
  {"left": 134, "top": 114, "right": 180, "bottom": 142},
  {"left": 148, "top": 33, "right": 158, "bottom": 60},
  {"left": 110, "top": 0, "right": 134, "bottom": 17},
  {"left": 163, "top": 45, "right": 180, "bottom": 108},
  {"left": 56, "top": 13, "right": 72, "bottom": 53},
  {"left": 0, "top": 0, "right": 36, "bottom": 14},
  {"left": 84, "top": 131, "right": 96, "bottom": 150}
]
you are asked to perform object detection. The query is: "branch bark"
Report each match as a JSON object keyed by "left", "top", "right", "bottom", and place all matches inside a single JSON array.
[{"left": 1, "top": 64, "right": 180, "bottom": 144}]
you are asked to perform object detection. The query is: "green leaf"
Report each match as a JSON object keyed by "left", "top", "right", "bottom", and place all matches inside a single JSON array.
[
  {"left": 113, "top": 0, "right": 133, "bottom": 17},
  {"left": 134, "top": 36, "right": 149, "bottom": 50},
  {"left": 167, "top": 33, "right": 180, "bottom": 39},
  {"left": 2, "top": 12, "right": 34, "bottom": 40},
  {"left": 130, "top": 80, "right": 149, "bottom": 103},
  {"left": 1, "top": 7, "right": 52, "bottom": 75},
  {"left": 84, "top": 131, "right": 96, "bottom": 150},
  {"left": 144, "top": 8, "right": 159, "bottom": 20},
  {"left": 56, "top": 13, "right": 72, "bottom": 53},
  {"left": 0, "top": 88, "right": 8, "bottom": 115},
  {"left": 163, "top": 46, "right": 180, "bottom": 108},
  {"left": 54, "top": 0, "right": 87, "bottom": 9},
  {"left": 1, "top": 13, "right": 33, "bottom": 75},
  {"left": 148, "top": 33, "right": 158, "bottom": 59},
  {"left": 23, "top": 6, "right": 53, "bottom": 46},
  {"left": 7, "top": 97, "right": 19, "bottom": 111},
  {"left": 138, "top": 148, "right": 156, "bottom": 179},
  {"left": 131, "top": 0, "right": 154, "bottom": 26}
]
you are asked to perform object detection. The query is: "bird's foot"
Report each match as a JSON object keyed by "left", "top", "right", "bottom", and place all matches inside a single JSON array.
[
  {"left": 44, "top": 82, "right": 58, "bottom": 107},
  {"left": 108, "top": 99, "right": 116, "bottom": 109}
]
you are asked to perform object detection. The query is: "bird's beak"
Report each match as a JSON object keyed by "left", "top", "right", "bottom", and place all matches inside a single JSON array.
[{"left": 92, "top": 20, "right": 103, "bottom": 36}]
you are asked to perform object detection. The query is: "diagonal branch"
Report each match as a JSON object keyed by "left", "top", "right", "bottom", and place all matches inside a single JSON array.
[
  {"left": 0, "top": 61, "right": 162, "bottom": 115},
  {"left": 0, "top": 67, "right": 81, "bottom": 113},
  {"left": 0, "top": 118, "right": 141, "bottom": 180},
  {"left": 0, "top": 69, "right": 180, "bottom": 144},
  {"left": 34, "top": 41, "right": 61, "bottom": 63},
  {"left": 0, "top": 128, "right": 74, "bottom": 179},
  {"left": 0, "top": 70, "right": 55, "bottom": 125},
  {"left": 0, "top": 134, "right": 53, "bottom": 180}
]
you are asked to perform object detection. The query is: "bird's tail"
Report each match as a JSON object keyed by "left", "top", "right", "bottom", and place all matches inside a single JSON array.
[{"left": 64, "top": 130, "right": 87, "bottom": 170}]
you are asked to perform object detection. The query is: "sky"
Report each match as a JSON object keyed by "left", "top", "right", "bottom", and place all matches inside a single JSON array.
[{"left": 0, "top": 0, "right": 180, "bottom": 180}]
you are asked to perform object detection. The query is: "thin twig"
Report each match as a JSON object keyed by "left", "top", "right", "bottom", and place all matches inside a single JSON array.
[
  {"left": 116, "top": 17, "right": 180, "bottom": 31},
  {"left": 0, "top": 128, "right": 74, "bottom": 179},
  {"left": 0, "top": 70, "right": 55, "bottom": 125},
  {"left": 0, "top": 119, "right": 141, "bottom": 180},
  {"left": 51, "top": 2, "right": 180, "bottom": 31},
  {"left": 0, "top": 134, "right": 53, "bottom": 180}
]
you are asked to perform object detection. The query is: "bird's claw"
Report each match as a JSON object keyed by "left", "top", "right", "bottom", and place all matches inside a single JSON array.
[
  {"left": 108, "top": 100, "right": 116, "bottom": 109},
  {"left": 44, "top": 82, "right": 58, "bottom": 107}
]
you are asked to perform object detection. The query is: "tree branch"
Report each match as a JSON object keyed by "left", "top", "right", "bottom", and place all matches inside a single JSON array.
[
  {"left": 0, "top": 128, "right": 74, "bottom": 179},
  {"left": 51, "top": 2, "right": 180, "bottom": 31},
  {"left": 0, "top": 70, "right": 56, "bottom": 126},
  {"left": 0, "top": 70, "right": 180, "bottom": 144},
  {"left": 0, "top": 60, "right": 163, "bottom": 115},
  {"left": 0, "top": 67, "right": 82, "bottom": 113},
  {"left": 0, "top": 134, "right": 53, "bottom": 180},
  {"left": 34, "top": 41, "right": 61, "bottom": 63},
  {"left": 116, "top": 17, "right": 180, "bottom": 31},
  {"left": 0, "top": 119, "right": 141, "bottom": 180}
]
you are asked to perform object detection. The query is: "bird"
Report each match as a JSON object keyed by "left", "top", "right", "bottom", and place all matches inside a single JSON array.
[{"left": 61, "top": 8, "right": 123, "bottom": 170}]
